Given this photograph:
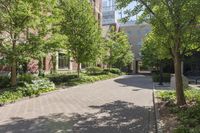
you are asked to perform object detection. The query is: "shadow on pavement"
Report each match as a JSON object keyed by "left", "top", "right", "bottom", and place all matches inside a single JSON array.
[
  {"left": 114, "top": 75, "right": 153, "bottom": 90},
  {"left": 0, "top": 101, "right": 154, "bottom": 133}
]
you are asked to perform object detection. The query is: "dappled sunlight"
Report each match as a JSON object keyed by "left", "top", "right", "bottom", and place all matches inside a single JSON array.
[{"left": 0, "top": 101, "right": 154, "bottom": 133}]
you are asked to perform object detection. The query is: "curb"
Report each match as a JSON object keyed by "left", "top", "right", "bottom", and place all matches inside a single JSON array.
[{"left": 153, "top": 83, "right": 163, "bottom": 133}]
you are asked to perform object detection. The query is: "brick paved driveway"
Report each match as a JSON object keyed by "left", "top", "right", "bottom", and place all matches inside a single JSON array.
[{"left": 0, "top": 75, "right": 155, "bottom": 133}]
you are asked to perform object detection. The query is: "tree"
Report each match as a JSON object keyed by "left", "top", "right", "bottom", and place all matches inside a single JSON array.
[
  {"left": 0, "top": 0, "right": 46, "bottom": 86},
  {"left": 116, "top": 0, "right": 200, "bottom": 105},
  {"left": 45, "top": 33, "right": 68, "bottom": 74},
  {"left": 0, "top": 0, "right": 66, "bottom": 83},
  {"left": 59, "top": 0, "right": 101, "bottom": 77},
  {"left": 104, "top": 29, "right": 133, "bottom": 69},
  {"left": 142, "top": 32, "right": 171, "bottom": 67},
  {"left": 141, "top": 32, "right": 171, "bottom": 85}
]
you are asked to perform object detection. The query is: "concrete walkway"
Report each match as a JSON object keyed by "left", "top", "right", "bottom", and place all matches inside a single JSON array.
[{"left": 0, "top": 75, "right": 155, "bottom": 133}]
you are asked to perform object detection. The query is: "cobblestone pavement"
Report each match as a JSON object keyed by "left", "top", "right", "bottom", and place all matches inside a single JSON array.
[{"left": 0, "top": 75, "right": 155, "bottom": 133}]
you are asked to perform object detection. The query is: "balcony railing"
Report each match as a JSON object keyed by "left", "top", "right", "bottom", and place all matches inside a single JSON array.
[
  {"left": 102, "top": 18, "right": 116, "bottom": 25},
  {"left": 103, "top": 6, "right": 115, "bottom": 12}
]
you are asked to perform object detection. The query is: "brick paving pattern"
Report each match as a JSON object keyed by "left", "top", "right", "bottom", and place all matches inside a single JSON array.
[{"left": 0, "top": 75, "right": 155, "bottom": 133}]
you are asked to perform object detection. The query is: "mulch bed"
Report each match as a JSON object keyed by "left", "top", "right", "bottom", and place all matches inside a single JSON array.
[{"left": 156, "top": 99, "right": 179, "bottom": 132}]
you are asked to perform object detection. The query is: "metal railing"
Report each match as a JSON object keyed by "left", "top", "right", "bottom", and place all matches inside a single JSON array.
[{"left": 103, "top": 6, "right": 115, "bottom": 11}]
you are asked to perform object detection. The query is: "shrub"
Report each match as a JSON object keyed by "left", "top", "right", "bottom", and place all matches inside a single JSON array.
[
  {"left": 0, "top": 78, "right": 55, "bottom": 105},
  {"left": 185, "top": 89, "right": 200, "bottom": 102},
  {"left": 0, "top": 76, "right": 10, "bottom": 88},
  {"left": 86, "top": 67, "right": 103, "bottom": 75},
  {"left": 18, "top": 79, "right": 55, "bottom": 96},
  {"left": 18, "top": 74, "right": 38, "bottom": 84},
  {"left": 103, "top": 68, "right": 121, "bottom": 75},
  {"left": 0, "top": 90, "right": 23, "bottom": 105},
  {"left": 152, "top": 73, "right": 171, "bottom": 82},
  {"left": 79, "top": 73, "right": 118, "bottom": 83},
  {"left": 47, "top": 74, "right": 78, "bottom": 85},
  {"left": 48, "top": 73, "right": 119, "bottom": 86},
  {"left": 175, "top": 103, "right": 200, "bottom": 132},
  {"left": 156, "top": 91, "right": 176, "bottom": 101},
  {"left": 109, "top": 68, "right": 121, "bottom": 74},
  {"left": 157, "top": 89, "right": 200, "bottom": 132},
  {"left": 157, "top": 89, "right": 200, "bottom": 103}
]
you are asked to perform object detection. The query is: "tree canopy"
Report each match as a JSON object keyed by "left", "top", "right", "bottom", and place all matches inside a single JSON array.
[
  {"left": 116, "top": 0, "right": 200, "bottom": 105},
  {"left": 59, "top": 0, "right": 102, "bottom": 76},
  {"left": 103, "top": 28, "right": 133, "bottom": 69},
  {"left": 0, "top": 0, "right": 65, "bottom": 85},
  {"left": 141, "top": 32, "right": 171, "bottom": 68}
]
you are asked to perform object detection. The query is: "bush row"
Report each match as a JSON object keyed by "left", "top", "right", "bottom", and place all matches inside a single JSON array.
[
  {"left": 152, "top": 73, "right": 171, "bottom": 82},
  {"left": 47, "top": 74, "right": 78, "bottom": 85},
  {"left": 47, "top": 73, "right": 119, "bottom": 86},
  {"left": 86, "top": 67, "right": 121, "bottom": 75},
  {"left": 0, "top": 71, "right": 120, "bottom": 105},
  {"left": 79, "top": 73, "right": 118, "bottom": 83},
  {"left": 157, "top": 89, "right": 200, "bottom": 102},
  {"left": 0, "top": 67, "right": 121, "bottom": 88}
]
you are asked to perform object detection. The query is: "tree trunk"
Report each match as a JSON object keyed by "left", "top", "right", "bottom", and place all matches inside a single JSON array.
[
  {"left": 77, "top": 62, "right": 80, "bottom": 78},
  {"left": 38, "top": 57, "right": 44, "bottom": 76},
  {"left": 11, "top": 40, "right": 17, "bottom": 86},
  {"left": 11, "top": 60, "right": 17, "bottom": 86},
  {"left": 51, "top": 54, "right": 57, "bottom": 74},
  {"left": 174, "top": 53, "right": 186, "bottom": 105},
  {"left": 159, "top": 61, "right": 163, "bottom": 85}
]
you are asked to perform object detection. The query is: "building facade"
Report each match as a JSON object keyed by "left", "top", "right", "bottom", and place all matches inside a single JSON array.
[
  {"left": 102, "top": 0, "right": 120, "bottom": 38},
  {"left": 102, "top": 0, "right": 116, "bottom": 25},
  {"left": 90, "top": 0, "right": 102, "bottom": 25},
  {"left": 120, "top": 22, "right": 151, "bottom": 73}
]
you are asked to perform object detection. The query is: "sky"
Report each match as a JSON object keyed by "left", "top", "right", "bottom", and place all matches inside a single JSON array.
[{"left": 116, "top": 2, "right": 137, "bottom": 21}]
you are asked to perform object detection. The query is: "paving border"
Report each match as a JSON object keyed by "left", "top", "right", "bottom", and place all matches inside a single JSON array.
[{"left": 152, "top": 83, "right": 163, "bottom": 133}]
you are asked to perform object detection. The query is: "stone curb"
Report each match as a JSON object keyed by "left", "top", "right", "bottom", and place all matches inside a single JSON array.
[{"left": 153, "top": 83, "right": 163, "bottom": 133}]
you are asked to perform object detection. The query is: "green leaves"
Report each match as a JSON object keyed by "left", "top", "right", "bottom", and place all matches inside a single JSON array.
[
  {"left": 141, "top": 32, "right": 171, "bottom": 67},
  {"left": 0, "top": 0, "right": 66, "bottom": 66},
  {"left": 0, "top": 78, "right": 55, "bottom": 105},
  {"left": 60, "top": 0, "right": 101, "bottom": 65},
  {"left": 104, "top": 29, "right": 133, "bottom": 68},
  {"left": 116, "top": 0, "right": 200, "bottom": 54}
]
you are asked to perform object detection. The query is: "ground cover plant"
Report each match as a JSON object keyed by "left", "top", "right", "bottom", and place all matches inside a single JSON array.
[
  {"left": 0, "top": 77, "right": 55, "bottom": 105},
  {"left": 47, "top": 69, "right": 120, "bottom": 86},
  {"left": 0, "top": 68, "right": 121, "bottom": 105},
  {"left": 156, "top": 89, "right": 200, "bottom": 132}
]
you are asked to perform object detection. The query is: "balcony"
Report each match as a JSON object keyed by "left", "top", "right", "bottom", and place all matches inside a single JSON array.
[
  {"left": 102, "top": 18, "right": 116, "bottom": 25},
  {"left": 103, "top": 6, "right": 115, "bottom": 12}
]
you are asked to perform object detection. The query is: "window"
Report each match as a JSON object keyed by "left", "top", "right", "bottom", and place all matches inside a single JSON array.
[{"left": 58, "top": 53, "right": 69, "bottom": 69}]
